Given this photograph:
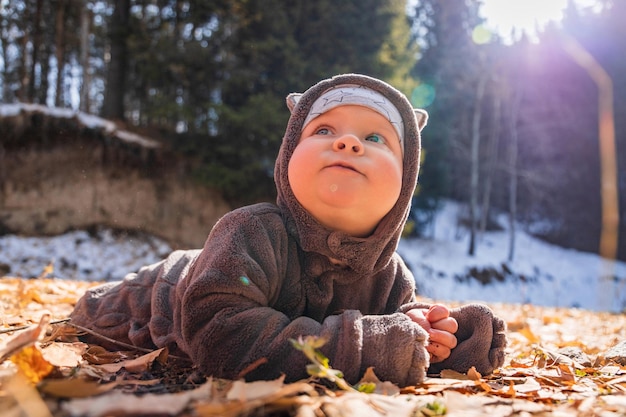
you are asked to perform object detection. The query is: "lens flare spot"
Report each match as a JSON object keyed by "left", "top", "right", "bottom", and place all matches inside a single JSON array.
[
  {"left": 411, "top": 84, "right": 436, "bottom": 108},
  {"left": 239, "top": 276, "right": 250, "bottom": 286},
  {"left": 472, "top": 25, "right": 493, "bottom": 45}
]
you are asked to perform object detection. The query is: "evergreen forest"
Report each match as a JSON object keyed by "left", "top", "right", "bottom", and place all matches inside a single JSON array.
[{"left": 1, "top": 0, "right": 625, "bottom": 262}]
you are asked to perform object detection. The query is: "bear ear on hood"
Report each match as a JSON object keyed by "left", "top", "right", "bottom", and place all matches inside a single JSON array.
[
  {"left": 286, "top": 93, "right": 302, "bottom": 113},
  {"left": 415, "top": 109, "right": 428, "bottom": 131}
]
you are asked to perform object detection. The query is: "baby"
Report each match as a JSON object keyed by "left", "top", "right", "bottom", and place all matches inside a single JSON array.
[{"left": 71, "top": 74, "right": 506, "bottom": 386}]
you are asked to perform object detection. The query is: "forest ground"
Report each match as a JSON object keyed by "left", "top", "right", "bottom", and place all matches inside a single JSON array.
[{"left": 1, "top": 276, "right": 625, "bottom": 417}]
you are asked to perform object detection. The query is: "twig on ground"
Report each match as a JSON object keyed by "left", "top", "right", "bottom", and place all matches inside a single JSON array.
[
  {"left": 0, "top": 318, "right": 70, "bottom": 335},
  {"left": 68, "top": 321, "right": 193, "bottom": 363}
]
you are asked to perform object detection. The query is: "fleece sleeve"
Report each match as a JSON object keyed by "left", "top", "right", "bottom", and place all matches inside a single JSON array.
[
  {"left": 174, "top": 206, "right": 430, "bottom": 386},
  {"left": 70, "top": 250, "right": 200, "bottom": 355}
]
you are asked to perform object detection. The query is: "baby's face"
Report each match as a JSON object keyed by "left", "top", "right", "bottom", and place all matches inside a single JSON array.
[{"left": 288, "top": 105, "right": 403, "bottom": 237}]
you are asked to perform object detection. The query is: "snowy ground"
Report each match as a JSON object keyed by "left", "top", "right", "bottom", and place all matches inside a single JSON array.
[
  {"left": 397, "top": 202, "right": 626, "bottom": 313},
  {"left": 1, "top": 201, "right": 624, "bottom": 313},
  {"left": 0, "top": 228, "right": 173, "bottom": 282}
]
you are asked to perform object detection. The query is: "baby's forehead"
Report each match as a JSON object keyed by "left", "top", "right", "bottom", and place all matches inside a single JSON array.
[
  {"left": 302, "top": 85, "right": 405, "bottom": 150},
  {"left": 313, "top": 105, "right": 398, "bottom": 132}
]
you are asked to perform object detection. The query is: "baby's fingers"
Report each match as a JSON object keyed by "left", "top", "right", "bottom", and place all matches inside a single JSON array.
[
  {"left": 427, "top": 341, "right": 451, "bottom": 363},
  {"left": 428, "top": 328, "right": 457, "bottom": 350},
  {"left": 424, "top": 304, "right": 449, "bottom": 322},
  {"left": 430, "top": 317, "right": 458, "bottom": 334},
  {"left": 405, "top": 308, "right": 431, "bottom": 331},
  {"left": 427, "top": 329, "right": 457, "bottom": 363}
]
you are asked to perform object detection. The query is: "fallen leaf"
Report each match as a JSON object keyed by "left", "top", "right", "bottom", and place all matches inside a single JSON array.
[
  {"left": 39, "top": 378, "right": 120, "bottom": 398},
  {"left": 197, "top": 379, "right": 316, "bottom": 417},
  {"left": 439, "top": 369, "right": 472, "bottom": 380},
  {"left": 357, "top": 367, "right": 400, "bottom": 395},
  {"left": 510, "top": 376, "right": 542, "bottom": 394},
  {"left": 4, "top": 372, "right": 53, "bottom": 417},
  {"left": 61, "top": 381, "right": 212, "bottom": 417},
  {"left": 226, "top": 375, "right": 286, "bottom": 401},
  {"left": 467, "top": 366, "right": 482, "bottom": 381},
  {"left": 9, "top": 344, "right": 54, "bottom": 384},
  {"left": 82, "top": 345, "right": 136, "bottom": 364},
  {"left": 323, "top": 392, "right": 440, "bottom": 417},
  {"left": 404, "top": 377, "right": 475, "bottom": 395},
  {"left": 518, "top": 325, "right": 540, "bottom": 344},
  {"left": 97, "top": 347, "right": 168, "bottom": 373},
  {"left": 0, "top": 314, "right": 50, "bottom": 362},
  {"left": 40, "top": 341, "right": 87, "bottom": 367}
]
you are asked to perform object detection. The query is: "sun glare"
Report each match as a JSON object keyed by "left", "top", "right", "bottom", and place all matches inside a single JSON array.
[{"left": 479, "top": 0, "right": 602, "bottom": 44}]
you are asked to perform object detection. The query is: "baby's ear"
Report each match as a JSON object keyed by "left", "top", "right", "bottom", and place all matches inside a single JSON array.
[
  {"left": 286, "top": 93, "right": 302, "bottom": 113},
  {"left": 414, "top": 109, "right": 428, "bottom": 131}
]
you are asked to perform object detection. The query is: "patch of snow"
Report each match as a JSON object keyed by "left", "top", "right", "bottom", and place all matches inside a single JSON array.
[
  {"left": 0, "top": 228, "right": 172, "bottom": 282},
  {"left": 0, "top": 103, "right": 23, "bottom": 117},
  {"left": 0, "top": 103, "right": 160, "bottom": 149},
  {"left": 115, "top": 130, "right": 161, "bottom": 148},
  {"left": 398, "top": 200, "right": 626, "bottom": 313},
  {"left": 76, "top": 112, "right": 117, "bottom": 134},
  {"left": 0, "top": 200, "right": 624, "bottom": 312}
]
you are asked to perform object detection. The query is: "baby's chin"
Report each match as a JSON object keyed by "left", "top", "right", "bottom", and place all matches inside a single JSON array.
[{"left": 304, "top": 204, "right": 390, "bottom": 239}]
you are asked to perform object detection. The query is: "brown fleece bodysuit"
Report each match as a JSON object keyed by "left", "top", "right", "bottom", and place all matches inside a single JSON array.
[{"left": 70, "top": 74, "right": 507, "bottom": 386}]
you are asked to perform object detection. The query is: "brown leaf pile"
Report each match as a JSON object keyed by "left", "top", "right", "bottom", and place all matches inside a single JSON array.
[{"left": 1, "top": 276, "right": 625, "bottom": 417}]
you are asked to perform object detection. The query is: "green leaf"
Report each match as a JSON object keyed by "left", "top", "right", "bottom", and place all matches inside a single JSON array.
[{"left": 356, "top": 382, "right": 376, "bottom": 393}]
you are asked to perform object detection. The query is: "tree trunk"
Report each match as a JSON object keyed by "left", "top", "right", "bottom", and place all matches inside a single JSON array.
[
  {"left": 102, "top": 0, "right": 130, "bottom": 120},
  {"left": 507, "top": 87, "right": 521, "bottom": 262},
  {"left": 468, "top": 73, "right": 487, "bottom": 256},
  {"left": 0, "top": 30, "right": 10, "bottom": 101},
  {"left": 479, "top": 80, "right": 501, "bottom": 236},
  {"left": 37, "top": 1, "right": 52, "bottom": 104},
  {"left": 17, "top": 27, "right": 29, "bottom": 102},
  {"left": 28, "top": 0, "right": 43, "bottom": 102},
  {"left": 79, "top": 1, "right": 91, "bottom": 112},
  {"left": 54, "top": 0, "right": 66, "bottom": 107}
]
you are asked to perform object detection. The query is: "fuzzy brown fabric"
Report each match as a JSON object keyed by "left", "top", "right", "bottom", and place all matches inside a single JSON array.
[
  {"left": 71, "top": 74, "right": 506, "bottom": 386},
  {"left": 399, "top": 302, "right": 507, "bottom": 375}
]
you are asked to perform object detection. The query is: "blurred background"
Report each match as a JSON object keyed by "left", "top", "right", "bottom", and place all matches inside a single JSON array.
[{"left": 0, "top": 1, "right": 625, "bottom": 310}]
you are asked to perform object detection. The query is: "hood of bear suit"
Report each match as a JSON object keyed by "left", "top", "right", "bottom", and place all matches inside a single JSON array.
[{"left": 274, "top": 73, "right": 427, "bottom": 276}]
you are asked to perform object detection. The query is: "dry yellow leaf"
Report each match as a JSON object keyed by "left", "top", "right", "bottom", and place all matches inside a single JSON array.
[
  {"left": 467, "top": 366, "right": 482, "bottom": 381},
  {"left": 518, "top": 325, "right": 540, "bottom": 344},
  {"left": 9, "top": 344, "right": 55, "bottom": 384},
  {"left": 542, "top": 315, "right": 563, "bottom": 325}
]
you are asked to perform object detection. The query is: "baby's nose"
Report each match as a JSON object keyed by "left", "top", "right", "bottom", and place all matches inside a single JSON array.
[{"left": 333, "top": 134, "right": 364, "bottom": 155}]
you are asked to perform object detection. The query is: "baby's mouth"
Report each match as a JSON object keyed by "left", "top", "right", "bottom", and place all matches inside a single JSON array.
[{"left": 327, "top": 162, "right": 360, "bottom": 174}]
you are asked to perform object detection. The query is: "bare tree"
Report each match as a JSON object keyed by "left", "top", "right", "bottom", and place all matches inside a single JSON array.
[
  {"left": 0, "top": 14, "right": 11, "bottom": 101},
  {"left": 479, "top": 76, "right": 502, "bottom": 237},
  {"left": 54, "top": 0, "right": 67, "bottom": 107},
  {"left": 507, "top": 85, "right": 522, "bottom": 262},
  {"left": 79, "top": 1, "right": 91, "bottom": 112},
  {"left": 28, "top": 0, "right": 43, "bottom": 102},
  {"left": 102, "top": 0, "right": 130, "bottom": 120},
  {"left": 16, "top": 13, "right": 29, "bottom": 102},
  {"left": 468, "top": 72, "right": 487, "bottom": 256}
]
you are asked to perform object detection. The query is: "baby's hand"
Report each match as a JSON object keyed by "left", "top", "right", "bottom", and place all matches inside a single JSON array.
[{"left": 405, "top": 304, "right": 458, "bottom": 363}]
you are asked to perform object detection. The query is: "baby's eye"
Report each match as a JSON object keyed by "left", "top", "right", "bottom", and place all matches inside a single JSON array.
[
  {"left": 315, "top": 127, "right": 331, "bottom": 135},
  {"left": 365, "top": 133, "right": 385, "bottom": 144}
]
